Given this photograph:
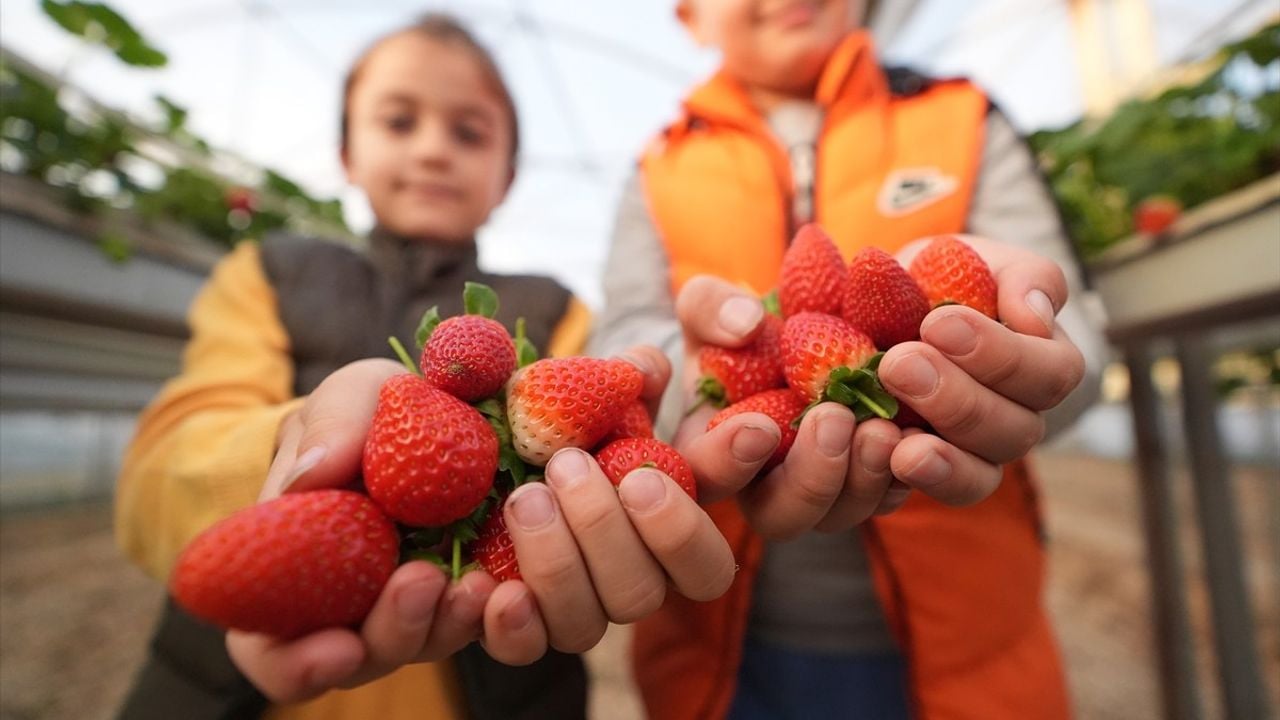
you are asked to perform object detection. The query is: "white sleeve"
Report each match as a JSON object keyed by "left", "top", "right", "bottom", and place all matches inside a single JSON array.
[{"left": 968, "top": 110, "right": 1109, "bottom": 440}]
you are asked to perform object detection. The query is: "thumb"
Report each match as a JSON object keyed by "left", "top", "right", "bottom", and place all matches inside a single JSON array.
[{"left": 286, "top": 358, "right": 407, "bottom": 493}]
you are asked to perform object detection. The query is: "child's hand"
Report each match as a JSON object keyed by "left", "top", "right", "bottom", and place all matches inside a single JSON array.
[
  {"left": 504, "top": 345, "right": 735, "bottom": 654},
  {"left": 877, "top": 235, "right": 1086, "bottom": 503},
  {"left": 670, "top": 278, "right": 907, "bottom": 540},
  {"left": 227, "top": 359, "right": 538, "bottom": 702}
]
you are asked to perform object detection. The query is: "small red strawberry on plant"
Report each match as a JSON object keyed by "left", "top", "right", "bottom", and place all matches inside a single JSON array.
[
  {"left": 842, "top": 247, "right": 930, "bottom": 349},
  {"left": 594, "top": 437, "right": 697, "bottom": 500},
  {"left": 507, "top": 357, "right": 644, "bottom": 465},
  {"left": 707, "top": 388, "right": 807, "bottom": 474},
  {"left": 171, "top": 490, "right": 399, "bottom": 639},
  {"left": 363, "top": 374, "right": 498, "bottom": 528},
  {"left": 694, "top": 312, "right": 785, "bottom": 409},
  {"left": 908, "top": 236, "right": 998, "bottom": 319},
  {"left": 779, "top": 224, "right": 849, "bottom": 317},
  {"left": 417, "top": 282, "right": 516, "bottom": 402},
  {"left": 1133, "top": 195, "right": 1181, "bottom": 236},
  {"left": 598, "top": 400, "right": 655, "bottom": 445},
  {"left": 780, "top": 312, "right": 897, "bottom": 421}
]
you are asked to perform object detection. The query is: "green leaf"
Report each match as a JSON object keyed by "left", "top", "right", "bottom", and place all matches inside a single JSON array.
[
  {"left": 761, "top": 290, "right": 782, "bottom": 316},
  {"left": 154, "top": 95, "right": 187, "bottom": 132},
  {"left": 403, "top": 527, "right": 445, "bottom": 548},
  {"left": 514, "top": 317, "right": 538, "bottom": 367},
  {"left": 463, "top": 282, "right": 499, "bottom": 318},
  {"left": 387, "top": 336, "right": 420, "bottom": 376},
  {"left": 41, "top": 1, "right": 168, "bottom": 68},
  {"left": 95, "top": 230, "right": 132, "bottom": 263},
  {"left": 415, "top": 306, "right": 441, "bottom": 350}
]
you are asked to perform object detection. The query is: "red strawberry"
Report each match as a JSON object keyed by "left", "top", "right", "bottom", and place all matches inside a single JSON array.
[
  {"left": 778, "top": 224, "right": 849, "bottom": 317},
  {"left": 842, "top": 247, "right": 930, "bottom": 349},
  {"left": 908, "top": 236, "right": 998, "bottom": 319},
  {"left": 171, "top": 490, "right": 398, "bottom": 639},
  {"left": 707, "top": 388, "right": 807, "bottom": 474},
  {"left": 1133, "top": 195, "right": 1181, "bottom": 235},
  {"left": 598, "top": 400, "right": 654, "bottom": 445},
  {"left": 507, "top": 357, "right": 644, "bottom": 465},
  {"left": 696, "top": 313, "right": 785, "bottom": 407},
  {"left": 472, "top": 502, "right": 520, "bottom": 582},
  {"left": 364, "top": 374, "right": 498, "bottom": 527},
  {"left": 594, "top": 437, "right": 696, "bottom": 500},
  {"left": 420, "top": 315, "right": 515, "bottom": 401},
  {"left": 780, "top": 312, "right": 897, "bottom": 421}
]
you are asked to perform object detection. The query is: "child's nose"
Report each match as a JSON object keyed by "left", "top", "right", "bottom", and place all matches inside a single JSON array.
[{"left": 410, "top": 119, "right": 452, "bottom": 166}]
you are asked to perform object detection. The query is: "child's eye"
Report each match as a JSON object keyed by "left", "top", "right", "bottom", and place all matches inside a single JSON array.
[
  {"left": 383, "top": 115, "right": 415, "bottom": 134},
  {"left": 453, "top": 123, "right": 489, "bottom": 147}
]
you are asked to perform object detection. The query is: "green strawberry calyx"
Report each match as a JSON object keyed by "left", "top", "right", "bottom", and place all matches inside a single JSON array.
[
  {"left": 463, "top": 282, "right": 499, "bottom": 318},
  {"left": 686, "top": 375, "right": 728, "bottom": 416},
  {"left": 794, "top": 352, "right": 898, "bottom": 426}
]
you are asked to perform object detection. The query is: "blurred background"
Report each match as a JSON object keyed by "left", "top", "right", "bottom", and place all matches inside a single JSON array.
[{"left": 0, "top": 1, "right": 1277, "bottom": 719}]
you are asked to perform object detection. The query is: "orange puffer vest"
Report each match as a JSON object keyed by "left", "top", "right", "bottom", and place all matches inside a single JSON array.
[{"left": 634, "top": 31, "right": 1070, "bottom": 720}]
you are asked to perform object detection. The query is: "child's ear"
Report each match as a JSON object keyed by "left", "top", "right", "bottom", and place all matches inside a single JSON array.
[
  {"left": 339, "top": 143, "right": 353, "bottom": 182},
  {"left": 675, "top": 0, "right": 710, "bottom": 47}
]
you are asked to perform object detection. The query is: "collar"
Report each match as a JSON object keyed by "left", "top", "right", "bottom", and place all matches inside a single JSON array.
[
  {"left": 367, "top": 227, "right": 479, "bottom": 292},
  {"left": 678, "top": 30, "right": 887, "bottom": 134}
]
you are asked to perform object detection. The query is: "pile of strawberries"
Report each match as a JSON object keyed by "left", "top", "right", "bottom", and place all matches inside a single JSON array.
[
  {"left": 171, "top": 283, "right": 694, "bottom": 639},
  {"left": 697, "top": 225, "right": 998, "bottom": 474}
]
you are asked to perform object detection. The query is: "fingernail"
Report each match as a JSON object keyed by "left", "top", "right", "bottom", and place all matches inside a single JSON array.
[
  {"left": 284, "top": 446, "right": 326, "bottom": 488},
  {"left": 875, "top": 481, "right": 912, "bottom": 515},
  {"left": 718, "top": 296, "right": 763, "bottom": 338},
  {"left": 547, "top": 448, "right": 590, "bottom": 490},
  {"left": 1026, "top": 290, "right": 1055, "bottom": 333},
  {"left": 889, "top": 353, "right": 938, "bottom": 399},
  {"left": 618, "top": 352, "right": 656, "bottom": 377},
  {"left": 902, "top": 452, "right": 951, "bottom": 488},
  {"left": 731, "top": 424, "right": 779, "bottom": 464},
  {"left": 619, "top": 469, "right": 667, "bottom": 513},
  {"left": 500, "top": 591, "right": 535, "bottom": 632},
  {"left": 859, "top": 436, "right": 894, "bottom": 474},
  {"left": 815, "top": 411, "right": 854, "bottom": 458},
  {"left": 396, "top": 576, "right": 442, "bottom": 625},
  {"left": 508, "top": 485, "right": 556, "bottom": 530},
  {"left": 927, "top": 313, "right": 977, "bottom": 355}
]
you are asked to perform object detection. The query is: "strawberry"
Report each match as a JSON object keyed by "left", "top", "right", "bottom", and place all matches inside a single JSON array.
[
  {"left": 507, "top": 357, "right": 644, "bottom": 465},
  {"left": 778, "top": 223, "right": 849, "bottom": 317},
  {"left": 416, "top": 283, "right": 516, "bottom": 401},
  {"left": 472, "top": 501, "right": 520, "bottom": 582},
  {"left": 707, "top": 388, "right": 807, "bottom": 474},
  {"left": 171, "top": 490, "right": 399, "bottom": 639},
  {"left": 598, "top": 400, "right": 655, "bottom": 445},
  {"left": 842, "top": 247, "right": 930, "bottom": 349},
  {"left": 695, "top": 313, "right": 785, "bottom": 408},
  {"left": 908, "top": 236, "right": 998, "bottom": 319},
  {"left": 364, "top": 374, "right": 498, "bottom": 527},
  {"left": 780, "top": 312, "right": 897, "bottom": 421},
  {"left": 1133, "top": 195, "right": 1181, "bottom": 235},
  {"left": 594, "top": 437, "right": 696, "bottom": 500}
]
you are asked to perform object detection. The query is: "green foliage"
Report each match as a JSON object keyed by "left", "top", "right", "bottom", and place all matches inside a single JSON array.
[
  {"left": 1029, "top": 22, "right": 1280, "bottom": 257},
  {"left": 40, "top": 0, "right": 167, "bottom": 67}
]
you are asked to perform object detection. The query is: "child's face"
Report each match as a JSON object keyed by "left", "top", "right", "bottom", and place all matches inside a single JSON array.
[
  {"left": 343, "top": 33, "right": 514, "bottom": 242},
  {"left": 679, "top": 0, "right": 866, "bottom": 95}
]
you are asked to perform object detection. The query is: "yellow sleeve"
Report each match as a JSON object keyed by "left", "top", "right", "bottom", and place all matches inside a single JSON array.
[
  {"left": 547, "top": 296, "right": 593, "bottom": 358},
  {"left": 115, "top": 241, "right": 304, "bottom": 582}
]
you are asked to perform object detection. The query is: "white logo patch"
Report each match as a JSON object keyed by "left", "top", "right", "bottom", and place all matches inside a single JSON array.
[{"left": 877, "top": 168, "right": 958, "bottom": 216}]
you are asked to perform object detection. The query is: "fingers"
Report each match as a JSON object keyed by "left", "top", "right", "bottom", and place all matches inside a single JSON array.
[
  {"left": 262, "top": 412, "right": 304, "bottom": 500},
  {"left": 676, "top": 410, "right": 780, "bottom": 504},
  {"left": 920, "top": 307, "right": 1086, "bottom": 412},
  {"left": 889, "top": 432, "right": 1003, "bottom": 505},
  {"left": 503, "top": 483, "right": 608, "bottom": 653},
  {"left": 226, "top": 628, "right": 365, "bottom": 703},
  {"left": 288, "top": 358, "right": 407, "bottom": 492},
  {"left": 355, "top": 562, "right": 448, "bottom": 671},
  {"left": 879, "top": 343, "right": 1045, "bottom": 465},
  {"left": 814, "top": 419, "right": 902, "bottom": 532},
  {"left": 992, "top": 251, "right": 1069, "bottom": 340},
  {"left": 738, "top": 405, "right": 853, "bottom": 540},
  {"left": 675, "top": 275, "right": 766, "bottom": 348},
  {"left": 481, "top": 581, "right": 548, "bottom": 666},
  {"left": 615, "top": 345, "right": 672, "bottom": 418},
  {"left": 617, "top": 468, "right": 737, "bottom": 601},
  {"left": 544, "top": 449, "right": 667, "bottom": 624},
  {"left": 416, "top": 571, "right": 496, "bottom": 660}
]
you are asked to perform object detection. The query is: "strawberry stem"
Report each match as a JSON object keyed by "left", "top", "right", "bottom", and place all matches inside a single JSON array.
[
  {"left": 388, "top": 336, "right": 421, "bottom": 376},
  {"left": 849, "top": 387, "right": 893, "bottom": 420},
  {"left": 452, "top": 535, "right": 462, "bottom": 581}
]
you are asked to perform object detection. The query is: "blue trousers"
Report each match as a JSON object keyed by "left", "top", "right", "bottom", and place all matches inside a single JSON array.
[{"left": 726, "top": 639, "right": 911, "bottom": 720}]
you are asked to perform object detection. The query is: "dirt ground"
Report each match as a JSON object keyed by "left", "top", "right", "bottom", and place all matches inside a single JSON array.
[{"left": 1, "top": 451, "right": 1276, "bottom": 720}]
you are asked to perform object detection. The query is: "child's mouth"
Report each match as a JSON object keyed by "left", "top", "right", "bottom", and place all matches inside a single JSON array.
[{"left": 760, "top": 0, "right": 820, "bottom": 29}]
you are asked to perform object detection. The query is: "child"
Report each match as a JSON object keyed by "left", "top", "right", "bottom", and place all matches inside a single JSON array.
[
  {"left": 115, "top": 14, "right": 736, "bottom": 720},
  {"left": 589, "top": 1, "right": 1108, "bottom": 719}
]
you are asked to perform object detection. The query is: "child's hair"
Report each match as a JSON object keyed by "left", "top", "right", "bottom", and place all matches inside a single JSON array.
[{"left": 339, "top": 13, "right": 520, "bottom": 164}]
